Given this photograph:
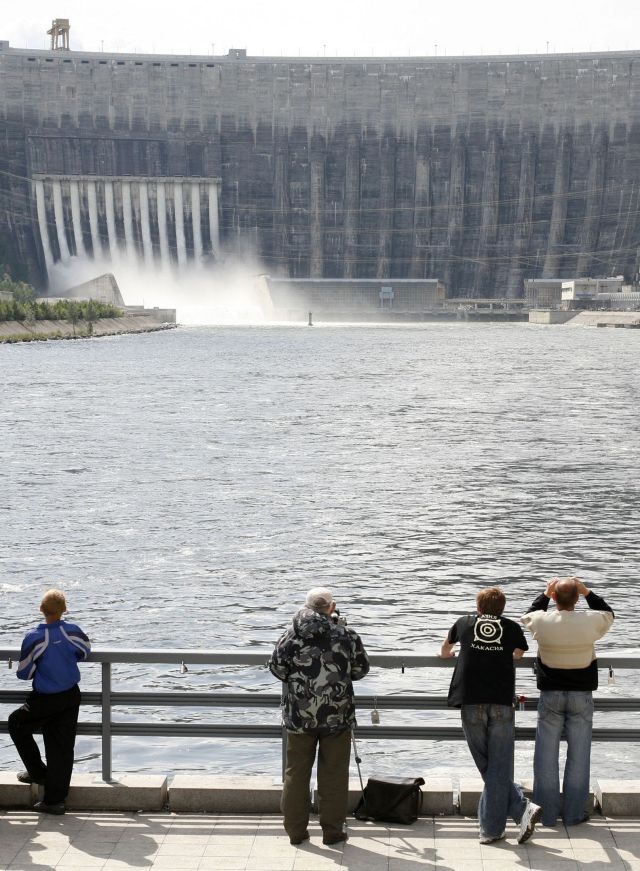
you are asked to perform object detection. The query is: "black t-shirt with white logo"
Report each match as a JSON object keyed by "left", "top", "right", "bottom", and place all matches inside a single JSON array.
[{"left": 447, "top": 614, "right": 528, "bottom": 708}]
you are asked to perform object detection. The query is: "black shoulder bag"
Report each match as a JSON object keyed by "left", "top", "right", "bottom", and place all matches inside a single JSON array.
[{"left": 351, "top": 731, "right": 425, "bottom": 824}]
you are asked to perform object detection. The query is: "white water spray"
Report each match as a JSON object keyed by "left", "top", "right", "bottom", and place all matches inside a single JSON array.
[
  {"left": 35, "top": 180, "right": 54, "bottom": 276},
  {"left": 139, "top": 183, "right": 154, "bottom": 266},
  {"left": 87, "top": 180, "right": 102, "bottom": 260},
  {"left": 47, "top": 253, "right": 275, "bottom": 325},
  {"left": 69, "top": 180, "right": 86, "bottom": 258},
  {"left": 104, "top": 181, "right": 118, "bottom": 260},
  {"left": 156, "top": 182, "right": 170, "bottom": 268},
  {"left": 208, "top": 183, "right": 220, "bottom": 259},
  {"left": 121, "top": 182, "right": 135, "bottom": 259},
  {"left": 174, "top": 183, "right": 187, "bottom": 268},
  {"left": 52, "top": 180, "right": 71, "bottom": 262},
  {"left": 191, "top": 183, "right": 203, "bottom": 262}
]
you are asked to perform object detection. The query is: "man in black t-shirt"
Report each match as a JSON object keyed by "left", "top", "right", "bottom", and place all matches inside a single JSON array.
[{"left": 441, "top": 587, "right": 542, "bottom": 845}]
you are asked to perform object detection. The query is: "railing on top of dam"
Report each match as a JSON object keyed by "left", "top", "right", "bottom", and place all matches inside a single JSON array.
[{"left": 1, "top": 647, "right": 639, "bottom": 782}]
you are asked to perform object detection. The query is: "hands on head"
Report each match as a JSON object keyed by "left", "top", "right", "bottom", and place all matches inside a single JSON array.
[{"left": 546, "top": 576, "right": 589, "bottom": 601}]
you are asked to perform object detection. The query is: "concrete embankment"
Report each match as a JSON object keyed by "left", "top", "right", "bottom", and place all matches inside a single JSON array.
[
  {"left": 0, "top": 315, "right": 176, "bottom": 343},
  {"left": 1, "top": 773, "right": 639, "bottom": 815},
  {"left": 568, "top": 310, "right": 640, "bottom": 328},
  {"left": 529, "top": 309, "right": 640, "bottom": 327}
]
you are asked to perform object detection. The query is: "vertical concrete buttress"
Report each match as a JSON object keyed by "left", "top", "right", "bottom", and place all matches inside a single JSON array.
[
  {"left": 309, "top": 134, "right": 325, "bottom": 278},
  {"left": 507, "top": 132, "right": 537, "bottom": 296},
  {"left": 576, "top": 130, "right": 608, "bottom": 277},
  {"left": 445, "top": 132, "right": 467, "bottom": 291},
  {"left": 409, "top": 132, "right": 431, "bottom": 279},
  {"left": 543, "top": 130, "right": 572, "bottom": 278},
  {"left": 344, "top": 133, "right": 360, "bottom": 279},
  {"left": 475, "top": 132, "right": 501, "bottom": 294},
  {"left": 273, "top": 135, "right": 290, "bottom": 275},
  {"left": 376, "top": 132, "right": 396, "bottom": 279}
]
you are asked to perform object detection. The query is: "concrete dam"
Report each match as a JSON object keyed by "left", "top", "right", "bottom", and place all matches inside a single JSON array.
[{"left": 2, "top": 41, "right": 640, "bottom": 296}]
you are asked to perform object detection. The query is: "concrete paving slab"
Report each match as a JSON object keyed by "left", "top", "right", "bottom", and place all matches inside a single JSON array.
[{"left": 0, "top": 811, "right": 638, "bottom": 869}]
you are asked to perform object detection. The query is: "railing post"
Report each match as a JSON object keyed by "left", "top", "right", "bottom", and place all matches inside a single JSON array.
[
  {"left": 281, "top": 684, "right": 287, "bottom": 782},
  {"left": 101, "top": 661, "right": 112, "bottom": 782}
]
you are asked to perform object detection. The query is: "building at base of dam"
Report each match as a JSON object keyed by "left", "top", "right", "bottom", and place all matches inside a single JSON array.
[
  {"left": 2, "top": 40, "right": 640, "bottom": 296},
  {"left": 267, "top": 278, "right": 445, "bottom": 320}
]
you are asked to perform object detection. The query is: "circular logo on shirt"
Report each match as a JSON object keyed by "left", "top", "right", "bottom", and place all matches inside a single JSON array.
[{"left": 474, "top": 616, "right": 504, "bottom": 645}]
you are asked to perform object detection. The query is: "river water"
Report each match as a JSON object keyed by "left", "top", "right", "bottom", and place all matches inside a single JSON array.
[{"left": 1, "top": 322, "right": 639, "bottom": 781}]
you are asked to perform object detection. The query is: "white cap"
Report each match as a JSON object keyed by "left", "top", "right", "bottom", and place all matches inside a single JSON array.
[{"left": 305, "top": 587, "right": 334, "bottom": 612}]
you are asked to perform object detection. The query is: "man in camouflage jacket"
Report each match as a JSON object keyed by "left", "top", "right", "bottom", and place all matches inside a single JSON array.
[{"left": 269, "top": 587, "right": 370, "bottom": 846}]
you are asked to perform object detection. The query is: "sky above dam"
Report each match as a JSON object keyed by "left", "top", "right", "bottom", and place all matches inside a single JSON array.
[{"left": 5, "top": 0, "right": 640, "bottom": 59}]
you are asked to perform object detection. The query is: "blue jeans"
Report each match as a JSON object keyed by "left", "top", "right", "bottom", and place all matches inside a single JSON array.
[
  {"left": 461, "top": 704, "right": 527, "bottom": 839},
  {"left": 533, "top": 690, "right": 593, "bottom": 827}
]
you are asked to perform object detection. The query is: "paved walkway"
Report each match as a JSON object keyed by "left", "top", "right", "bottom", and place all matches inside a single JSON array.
[{"left": 0, "top": 812, "right": 639, "bottom": 870}]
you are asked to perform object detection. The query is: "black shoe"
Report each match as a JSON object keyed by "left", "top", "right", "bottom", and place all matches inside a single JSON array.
[
  {"left": 17, "top": 771, "right": 46, "bottom": 786},
  {"left": 33, "top": 801, "right": 65, "bottom": 815},
  {"left": 322, "top": 831, "right": 348, "bottom": 846},
  {"left": 289, "top": 831, "right": 309, "bottom": 846}
]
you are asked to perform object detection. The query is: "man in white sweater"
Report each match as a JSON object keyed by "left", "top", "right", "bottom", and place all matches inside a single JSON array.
[{"left": 522, "top": 577, "right": 614, "bottom": 828}]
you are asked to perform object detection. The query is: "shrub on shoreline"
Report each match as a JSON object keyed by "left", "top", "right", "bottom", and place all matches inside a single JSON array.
[{"left": 0, "top": 296, "right": 122, "bottom": 323}]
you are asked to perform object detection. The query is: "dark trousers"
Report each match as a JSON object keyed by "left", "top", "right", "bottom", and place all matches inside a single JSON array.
[
  {"left": 8, "top": 685, "right": 81, "bottom": 805},
  {"left": 281, "top": 729, "right": 351, "bottom": 840}
]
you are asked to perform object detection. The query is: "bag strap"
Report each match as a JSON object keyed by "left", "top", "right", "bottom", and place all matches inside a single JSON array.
[{"left": 351, "top": 729, "right": 366, "bottom": 797}]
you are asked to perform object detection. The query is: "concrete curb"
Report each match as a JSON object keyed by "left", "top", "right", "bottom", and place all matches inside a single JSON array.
[
  {"left": 459, "top": 777, "right": 595, "bottom": 817},
  {"left": 0, "top": 773, "right": 31, "bottom": 808},
  {"left": 168, "top": 776, "right": 282, "bottom": 813},
  {"left": 595, "top": 780, "right": 640, "bottom": 816},
  {"left": 1, "top": 773, "right": 639, "bottom": 816},
  {"left": 0, "top": 774, "right": 167, "bottom": 811}
]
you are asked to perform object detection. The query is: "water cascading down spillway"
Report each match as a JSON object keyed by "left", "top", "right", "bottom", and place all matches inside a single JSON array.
[{"left": 32, "top": 176, "right": 221, "bottom": 282}]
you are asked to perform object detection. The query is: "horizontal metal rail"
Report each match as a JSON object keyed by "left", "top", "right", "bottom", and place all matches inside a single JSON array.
[
  {"left": 2, "top": 690, "right": 640, "bottom": 712},
  {"left": 0, "top": 646, "right": 637, "bottom": 781},
  {"left": 0, "top": 648, "right": 637, "bottom": 668}
]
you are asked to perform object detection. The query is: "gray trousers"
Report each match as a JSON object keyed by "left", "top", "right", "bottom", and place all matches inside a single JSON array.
[{"left": 281, "top": 729, "right": 351, "bottom": 839}]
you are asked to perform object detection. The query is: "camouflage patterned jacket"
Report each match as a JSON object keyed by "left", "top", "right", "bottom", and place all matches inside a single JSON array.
[{"left": 269, "top": 608, "right": 370, "bottom": 734}]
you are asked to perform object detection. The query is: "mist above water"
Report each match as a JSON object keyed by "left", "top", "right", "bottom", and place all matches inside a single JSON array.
[{"left": 47, "top": 254, "right": 276, "bottom": 325}]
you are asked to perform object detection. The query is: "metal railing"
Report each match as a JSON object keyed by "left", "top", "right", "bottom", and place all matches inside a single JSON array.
[{"left": 1, "top": 647, "right": 639, "bottom": 782}]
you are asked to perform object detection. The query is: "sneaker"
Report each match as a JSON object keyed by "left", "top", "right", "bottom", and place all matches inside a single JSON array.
[
  {"left": 289, "top": 831, "right": 309, "bottom": 846},
  {"left": 518, "top": 800, "right": 542, "bottom": 844},
  {"left": 33, "top": 801, "right": 65, "bottom": 816},
  {"left": 17, "top": 771, "right": 45, "bottom": 786},
  {"left": 322, "top": 831, "right": 348, "bottom": 846},
  {"left": 480, "top": 832, "right": 505, "bottom": 845}
]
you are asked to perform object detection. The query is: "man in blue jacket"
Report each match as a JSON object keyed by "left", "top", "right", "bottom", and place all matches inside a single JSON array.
[{"left": 9, "top": 589, "right": 91, "bottom": 815}]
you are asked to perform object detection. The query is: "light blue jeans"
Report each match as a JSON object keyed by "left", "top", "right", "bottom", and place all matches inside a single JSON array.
[
  {"left": 461, "top": 704, "right": 527, "bottom": 839},
  {"left": 533, "top": 690, "right": 593, "bottom": 827}
]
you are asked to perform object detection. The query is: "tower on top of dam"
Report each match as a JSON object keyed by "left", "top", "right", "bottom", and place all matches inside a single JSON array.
[
  {"left": 1, "top": 39, "right": 640, "bottom": 295},
  {"left": 47, "top": 19, "right": 71, "bottom": 51}
]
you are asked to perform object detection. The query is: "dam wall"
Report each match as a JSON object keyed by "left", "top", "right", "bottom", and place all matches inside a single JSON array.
[{"left": 2, "top": 43, "right": 640, "bottom": 294}]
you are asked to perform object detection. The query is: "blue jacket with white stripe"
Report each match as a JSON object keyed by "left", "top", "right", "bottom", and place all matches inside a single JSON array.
[{"left": 17, "top": 620, "right": 91, "bottom": 693}]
